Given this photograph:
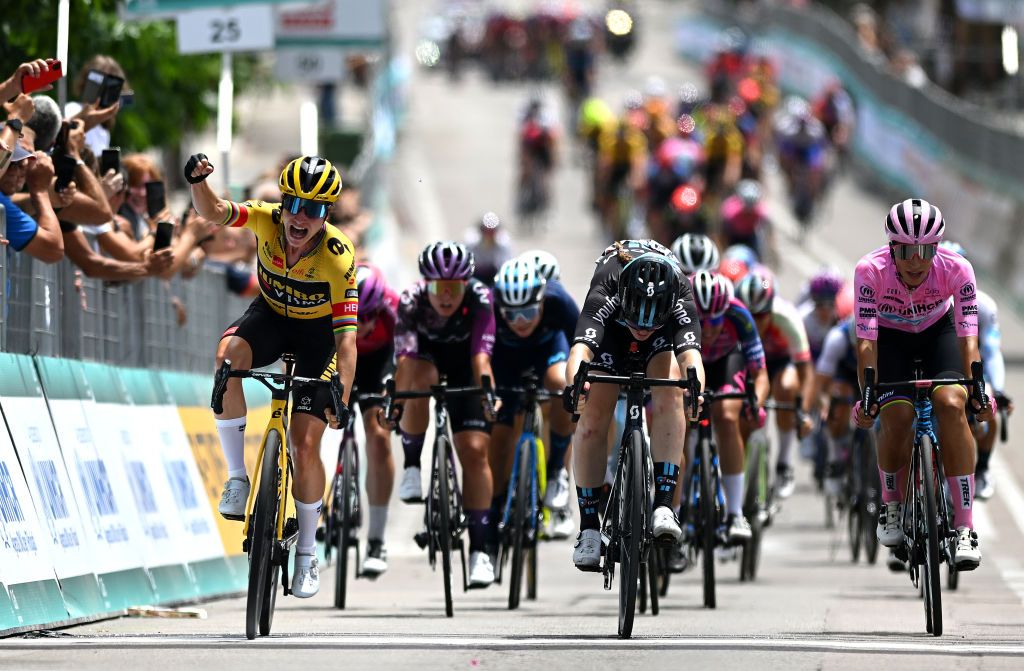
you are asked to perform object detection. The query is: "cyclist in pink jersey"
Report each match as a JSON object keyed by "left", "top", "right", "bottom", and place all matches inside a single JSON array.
[
  {"left": 735, "top": 271, "right": 814, "bottom": 499},
  {"left": 853, "top": 198, "right": 992, "bottom": 571},
  {"left": 691, "top": 271, "right": 769, "bottom": 542}
]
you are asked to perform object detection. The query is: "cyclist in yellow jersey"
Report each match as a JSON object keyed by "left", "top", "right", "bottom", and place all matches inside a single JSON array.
[
  {"left": 596, "top": 118, "right": 647, "bottom": 236},
  {"left": 185, "top": 152, "right": 357, "bottom": 599},
  {"left": 701, "top": 104, "right": 744, "bottom": 199}
]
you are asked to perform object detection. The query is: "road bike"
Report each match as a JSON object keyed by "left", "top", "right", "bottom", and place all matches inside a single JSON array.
[
  {"left": 383, "top": 376, "right": 495, "bottom": 617},
  {"left": 494, "top": 376, "right": 555, "bottom": 609},
  {"left": 569, "top": 360, "right": 699, "bottom": 638},
  {"left": 321, "top": 390, "right": 384, "bottom": 609},
  {"left": 212, "top": 356, "right": 345, "bottom": 640},
  {"left": 862, "top": 361, "right": 987, "bottom": 637}
]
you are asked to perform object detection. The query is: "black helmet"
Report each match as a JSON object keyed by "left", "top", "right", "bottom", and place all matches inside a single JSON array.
[{"left": 618, "top": 253, "right": 682, "bottom": 330}]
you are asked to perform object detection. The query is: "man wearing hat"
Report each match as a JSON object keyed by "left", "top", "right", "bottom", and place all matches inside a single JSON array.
[{"left": 0, "top": 121, "right": 65, "bottom": 263}]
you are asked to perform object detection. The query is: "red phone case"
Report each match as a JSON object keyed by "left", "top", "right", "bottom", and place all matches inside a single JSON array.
[{"left": 21, "top": 61, "right": 63, "bottom": 94}]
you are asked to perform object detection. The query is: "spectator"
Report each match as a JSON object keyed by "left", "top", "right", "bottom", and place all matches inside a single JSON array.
[
  {"left": 120, "top": 153, "right": 163, "bottom": 239},
  {"left": 1, "top": 60, "right": 48, "bottom": 180},
  {"left": 26, "top": 95, "right": 62, "bottom": 152},
  {"left": 65, "top": 54, "right": 126, "bottom": 157},
  {"left": 891, "top": 48, "right": 929, "bottom": 88},
  {"left": 0, "top": 138, "right": 65, "bottom": 263},
  {"left": 465, "top": 211, "right": 513, "bottom": 286}
]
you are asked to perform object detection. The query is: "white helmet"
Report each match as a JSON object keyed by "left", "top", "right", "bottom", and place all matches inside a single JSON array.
[
  {"left": 671, "top": 233, "right": 720, "bottom": 274},
  {"left": 519, "top": 249, "right": 560, "bottom": 282}
]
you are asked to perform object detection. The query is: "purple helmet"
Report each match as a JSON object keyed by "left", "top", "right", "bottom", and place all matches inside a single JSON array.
[
  {"left": 418, "top": 241, "right": 474, "bottom": 280},
  {"left": 356, "top": 263, "right": 387, "bottom": 318},
  {"left": 885, "top": 198, "right": 944, "bottom": 245},
  {"left": 808, "top": 266, "right": 845, "bottom": 302},
  {"left": 691, "top": 270, "right": 733, "bottom": 320}
]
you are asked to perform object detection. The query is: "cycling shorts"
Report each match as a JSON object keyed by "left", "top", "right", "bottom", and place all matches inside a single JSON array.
[
  {"left": 876, "top": 309, "right": 963, "bottom": 408},
  {"left": 766, "top": 355, "right": 792, "bottom": 383},
  {"left": 587, "top": 321, "right": 676, "bottom": 376},
  {"left": 354, "top": 343, "right": 394, "bottom": 409},
  {"left": 607, "top": 162, "right": 631, "bottom": 195},
  {"left": 402, "top": 340, "right": 491, "bottom": 434},
  {"left": 223, "top": 296, "right": 335, "bottom": 422},
  {"left": 493, "top": 334, "right": 569, "bottom": 426},
  {"left": 705, "top": 347, "right": 747, "bottom": 394}
]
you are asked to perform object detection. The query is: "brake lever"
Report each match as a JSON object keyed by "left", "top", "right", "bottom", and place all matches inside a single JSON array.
[
  {"left": 686, "top": 365, "right": 700, "bottom": 421},
  {"left": 211, "top": 359, "right": 232, "bottom": 414},
  {"left": 570, "top": 360, "right": 590, "bottom": 423},
  {"left": 862, "top": 367, "right": 877, "bottom": 419},
  {"left": 329, "top": 372, "right": 346, "bottom": 426}
]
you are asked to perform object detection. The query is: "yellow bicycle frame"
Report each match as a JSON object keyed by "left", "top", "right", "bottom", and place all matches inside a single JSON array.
[{"left": 242, "top": 395, "right": 292, "bottom": 542}]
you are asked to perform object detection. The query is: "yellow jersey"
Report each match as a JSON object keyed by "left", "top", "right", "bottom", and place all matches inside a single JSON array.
[
  {"left": 598, "top": 125, "right": 647, "bottom": 165},
  {"left": 222, "top": 200, "right": 358, "bottom": 335}
]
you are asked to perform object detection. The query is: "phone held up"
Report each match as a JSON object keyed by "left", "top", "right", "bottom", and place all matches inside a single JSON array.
[
  {"left": 153, "top": 221, "right": 175, "bottom": 252},
  {"left": 21, "top": 60, "right": 63, "bottom": 94},
  {"left": 100, "top": 147, "right": 121, "bottom": 176},
  {"left": 53, "top": 154, "right": 78, "bottom": 193},
  {"left": 144, "top": 181, "right": 166, "bottom": 219}
]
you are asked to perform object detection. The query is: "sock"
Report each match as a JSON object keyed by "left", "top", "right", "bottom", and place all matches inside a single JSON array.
[
  {"left": 777, "top": 429, "right": 796, "bottom": 469},
  {"left": 577, "top": 486, "right": 601, "bottom": 531},
  {"left": 487, "top": 495, "right": 503, "bottom": 545},
  {"left": 294, "top": 498, "right": 322, "bottom": 555},
  {"left": 367, "top": 505, "right": 388, "bottom": 543},
  {"left": 215, "top": 416, "right": 248, "bottom": 479},
  {"left": 653, "top": 462, "right": 679, "bottom": 510},
  {"left": 879, "top": 465, "right": 908, "bottom": 504},
  {"left": 723, "top": 473, "right": 744, "bottom": 517},
  {"left": 466, "top": 509, "right": 490, "bottom": 552},
  {"left": 400, "top": 431, "right": 425, "bottom": 469},
  {"left": 948, "top": 475, "right": 974, "bottom": 529},
  {"left": 976, "top": 449, "right": 992, "bottom": 474},
  {"left": 547, "top": 432, "right": 572, "bottom": 475}
]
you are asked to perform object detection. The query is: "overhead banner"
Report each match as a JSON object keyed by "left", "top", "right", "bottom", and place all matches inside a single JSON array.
[
  {"left": 275, "top": 0, "right": 387, "bottom": 49},
  {"left": 956, "top": 0, "right": 1024, "bottom": 23}
]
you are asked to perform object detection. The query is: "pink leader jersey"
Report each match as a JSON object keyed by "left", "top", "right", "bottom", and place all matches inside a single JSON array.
[{"left": 853, "top": 245, "right": 978, "bottom": 340}]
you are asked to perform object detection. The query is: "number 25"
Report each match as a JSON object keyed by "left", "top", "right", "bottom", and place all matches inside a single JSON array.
[{"left": 211, "top": 19, "right": 241, "bottom": 43}]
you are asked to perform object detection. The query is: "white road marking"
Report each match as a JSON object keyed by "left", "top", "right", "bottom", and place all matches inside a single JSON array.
[
  {"left": 991, "top": 452, "right": 1024, "bottom": 542},
  {"left": 7, "top": 634, "right": 1024, "bottom": 655},
  {"left": 972, "top": 501, "right": 999, "bottom": 542}
]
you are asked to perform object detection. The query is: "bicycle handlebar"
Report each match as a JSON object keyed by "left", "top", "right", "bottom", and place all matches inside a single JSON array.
[
  {"left": 568, "top": 360, "right": 701, "bottom": 422},
  {"left": 211, "top": 359, "right": 347, "bottom": 421},
  {"left": 381, "top": 376, "right": 494, "bottom": 428},
  {"left": 861, "top": 362, "right": 988, "bottom": 421}
]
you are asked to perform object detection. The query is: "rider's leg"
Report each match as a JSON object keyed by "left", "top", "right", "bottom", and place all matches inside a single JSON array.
[
  {"left": 396, "top": 357, "right": 437, "bottom": 469},
  {"left": 773, "top": 365, "right": 799, "bottom": 473},
  {"left": 487, "top": 414, "right": 520, "bottom": 546},
  {"left": 933, "top": 385, "right": 975, "bottom": 528},
  {"left": 876, "top": 402, "right": 916, "bottom": 503},
  {"left": 713, "top": 398, "right": 746, "bottom": 517},
  {"left": 572, "top": 383, "right": 619, "bottom": 531},
  {"left": 215, "top": 336, "right": 253, "bottom": 479},
  {"left": 290, "top": 412, "right": 329, "bottom": 554},
  {"left": 824, "top": 380, "right": 855, "bottom": 491},
  {"left": 363, "top": 405, "right": 395, "bottom": 542},
  {"left": 648, "top": 350, "right": 686, "bottom": 511},
  {"left": 454, "top": 429, "right": 494, "bottom": 553}
]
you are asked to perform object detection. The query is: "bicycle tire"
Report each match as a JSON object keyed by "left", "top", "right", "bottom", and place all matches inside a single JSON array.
[
  {"left": 638, "top": 564, "right": 648, "bottom": 615},
  {"left": 861, "top": 430, "right": 881, "bottom": 565},
  {"left": 335, "top": 438, "right": 355, "bottom": 609},
  {"left": 508, "top": 437, "right": 532, "bottom": 610},
  {"left": 740, "top": 441, "right": 764, "bottom": 582},
  {"left": 246, "top": 430, "right": 281, "bottom": 640},
  {"left": 920, "top": 435, "right": 943, "bottom": 637},
  {"left": 437, "top": 435, "right": 454, "bottom": 618},
  {"left": 699, "top": 436, "right": 717, "bottom": 609},
  {"left": 647, "top": 546, "right": 660, "bottom": 616},
  {"left": 947, "top": 564, "right": 959, "bottom": 591},
  {"left": 617, "top": 430, "right": 643, "bottom": 639},
  {"left": 526, "top": 540, "right": 537, "bottom": 601}
]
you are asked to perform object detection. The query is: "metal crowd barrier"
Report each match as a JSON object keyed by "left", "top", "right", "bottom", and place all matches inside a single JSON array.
[
  {"left": 0, "top": 204, "right": 6, "bottom": 352},
  {"left": 1, "top": 249, "right": 254, "bottom": 373}
]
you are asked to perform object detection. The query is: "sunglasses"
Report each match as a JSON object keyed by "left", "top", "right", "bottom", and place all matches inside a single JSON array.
[
  {"left": 282, "top": 194, "right": 329, "bottom": 219},
  {"left": 501, "top": 304, "right": 541, "bottom": 323},
  {"left": 891, "top": 242, "right": 937, "bottom": 261},
  {"left": 428, "top": 279, "right": 466, "bottom": 296}
]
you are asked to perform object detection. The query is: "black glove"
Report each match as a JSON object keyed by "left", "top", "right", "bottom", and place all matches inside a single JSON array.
[
  {"left": 562, "top": 385, "right": 576, "bottom": 414},
  {"left": 184, "top": 153, "right": 211, "bottom": 185},
  {"left": 335, "top": 402, "right": 351, "bottom": 428}
]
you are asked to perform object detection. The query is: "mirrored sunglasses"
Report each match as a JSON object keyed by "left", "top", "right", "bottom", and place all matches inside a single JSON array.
[{"left": 282, "top": 194, "right": 328, "bottom": 219}]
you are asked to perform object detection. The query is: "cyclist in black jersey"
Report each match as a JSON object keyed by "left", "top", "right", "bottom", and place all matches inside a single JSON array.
[{"left": 564, "top": 240, "right": 705, "bottom": 571}]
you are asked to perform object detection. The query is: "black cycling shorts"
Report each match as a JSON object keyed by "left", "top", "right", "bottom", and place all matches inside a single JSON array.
[
  {"left": 705, "top": 348, "right": 747, "bottom": 394},
  {"left": 404, "top": 340, "right": 490, "bottom": 435},
  {"left": 766, "top": 355, "right": 792, "bottom": 384},
  {"left": 354, "top": 344, "right": 394, "bottom": 410},
  {"left": 876, "top": 309, "right": 964, "bottom": 407},
  {"left": 587, "top": 321, "right": 676, "bottom": 376},
  {"left": 223, "top": 296, "right": 335, "bottom": 422}
]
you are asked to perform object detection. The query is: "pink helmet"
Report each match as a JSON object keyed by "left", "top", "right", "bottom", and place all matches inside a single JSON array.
[
  {"left": 885, "top": 198, "right": 944, "bottom": 244},
  {"left": 691, "top": 270, "right": 733, "bottom": 320}
]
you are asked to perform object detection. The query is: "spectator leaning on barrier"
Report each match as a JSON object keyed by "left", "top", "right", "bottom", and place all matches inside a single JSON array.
[
  {"left": 0, "top": 128, "right": 65, "bottom": 263},
  {"left": 2, "top": 60, "right": 55, "bottom": 180}
]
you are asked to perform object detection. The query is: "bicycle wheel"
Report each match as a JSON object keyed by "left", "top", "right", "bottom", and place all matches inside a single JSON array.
[
  {"left": 647, "top": 546, "right": 660, "bottom": 616},
  {"left": 246, "top": 431, "right": 281, "bottom": 640},
  {"left": 860, "top": 429, "right": 881, "bottom": 565},
  {"left": 335, "top": 438, "right": 355, "bottom": 609},
  {"left": 617, "top": 430, "right": 644, "bottom": 639},
  {"left": 526, "top": 535, "right": 538, "bottom": 601},
  {"left": 740, "top": 441, "right": 764, "bottom": 582},
  {"left": 436, "top": 435, "right": 454, "bottom": 618},
  {"left": 919, "top": 435, "right": 943, "bottom": 637},
  {"left": 699, "top": 436, "right": 717, "bottom": 609},
  {"left": 509, "top": 437, "right": 533, "bottom": 610}
]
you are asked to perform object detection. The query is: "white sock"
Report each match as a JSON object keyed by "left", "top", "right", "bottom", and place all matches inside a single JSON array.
[
  {"left": 215, "top": 416, "right": 247, "bottom": 479},
  {"left": 294, "top": 498, "right": 322, "bottom": 555},
  {"left": 368, "top": 505, "right": 389, "bottom": 542},
  {"left": 777, "top": 429, "right": 796, "bottom": 468},
  {"left": 723, "top": 473, "right": 745, "bottom": 517}
]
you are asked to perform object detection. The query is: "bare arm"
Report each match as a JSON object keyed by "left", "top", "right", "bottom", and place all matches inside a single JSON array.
[
  {"left": 187, "top": 156, "right": 231, "bottom": 224},
  {"left": 63, "top": 227, "right": 173, "bottom": 281},
  {"left": 334, "top": 331, "right": 357, "bottom": 406}
]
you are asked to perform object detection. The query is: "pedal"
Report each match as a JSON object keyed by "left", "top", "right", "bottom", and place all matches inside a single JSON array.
[
  {"left": 894, "top": 545, "right": 909, "bottom": 563},
  {"left": 283, "top": 517, "right": 299, "bottom": 539},
  {"left": 413, "top": 531, "right": 429, "bottom": 550}
]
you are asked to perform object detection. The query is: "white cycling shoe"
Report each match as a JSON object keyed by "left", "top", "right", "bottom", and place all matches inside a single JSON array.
[
  {"left": 218, "top": 477, "right": 249, "bottom": 521},
  {"left": 544, "top": 469, "right": 571, "bottom": 509},
  {"left": 954, "top": 527, "right": 981, "bottom": 571},
  {"left": 399, "top": 466, "right": 423, "bottom": 503},
  {"left": 468, "top": 551, "right": 495, "bottom": 588},
  {"left": 652, "top": 505, "right": 682, "bottom": 543},
  {"left": 876, "top": 502, "right": 904, "bottom": 547},
  {"left": 547, "top": 508, "right": 575, "bottom": 540},
  {"left": 292, "top": 553, "right": 320, "bottom": 598},
  {"left": 573, "top": 529, "right": 602, "bottom": 572}
]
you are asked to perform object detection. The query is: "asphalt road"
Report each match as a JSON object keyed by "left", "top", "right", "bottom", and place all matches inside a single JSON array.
[{"left": 4, "top": 1, "right": 1024, "bottom": 668}]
